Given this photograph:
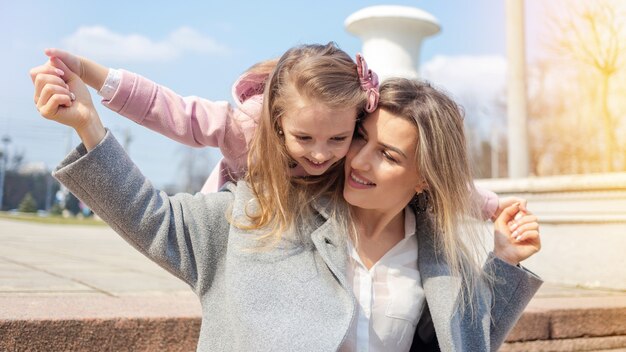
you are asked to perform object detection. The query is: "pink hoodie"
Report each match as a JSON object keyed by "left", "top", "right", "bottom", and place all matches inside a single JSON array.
[
  {"left": 101, "top": 69, "right": 262, "bottom": 193},
  {"left": 100, "top": 70, "right": 499, "bottom": 219}
]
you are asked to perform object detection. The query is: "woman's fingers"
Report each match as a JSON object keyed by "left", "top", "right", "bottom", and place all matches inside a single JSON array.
[
  {"left": 511, "top": 222, "right": 539, "bottom": 241},
  {"left": 37, "top": 83, "right": 72, "bottom": 110},
  {"left": 509, "top": 214, "right": 537, "bottom": 228},
  {"left": 513, "top": 230, "right": 541, "bottom": 249},
  {"left": 34, "top": 73, "right": 68, "bottom": 104},
  {"left": 38, "top": 91, "right": 72, "bottom": 120},
  {"left": 29, "top": 64, "right": 65, "bottom": 84}
]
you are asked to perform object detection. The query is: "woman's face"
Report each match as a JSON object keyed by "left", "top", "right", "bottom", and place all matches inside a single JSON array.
[
  {"left": 343, "top": 108, "right": 425, "bottom": 213},
  {"left": 280, "top": 95, "right": 357, "bottom": 176}
]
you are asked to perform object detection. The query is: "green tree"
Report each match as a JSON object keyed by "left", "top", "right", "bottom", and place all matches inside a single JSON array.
[{"left": 18, "top": 193, "right": 38, "bottom": 213}]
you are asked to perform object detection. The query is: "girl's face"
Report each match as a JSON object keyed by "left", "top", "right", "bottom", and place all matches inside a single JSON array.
[
  {"left": 280, "top": 97, "right": 357, "bottom": 176},
  {"left": 343, "top": 109, "right": 425, "bottom": 213}
]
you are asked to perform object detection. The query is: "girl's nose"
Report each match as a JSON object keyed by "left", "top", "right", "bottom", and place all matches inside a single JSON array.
[{"left": 310, "top": 147, "right": 331, "bottom": 161}]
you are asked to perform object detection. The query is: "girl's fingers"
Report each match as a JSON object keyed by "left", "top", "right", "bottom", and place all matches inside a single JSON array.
[
  {"left": 34, "top": 73, "right": 69, "bottom": 104},
  {"left": 37, "top": 83, "right": 72, "bottom": 109}
]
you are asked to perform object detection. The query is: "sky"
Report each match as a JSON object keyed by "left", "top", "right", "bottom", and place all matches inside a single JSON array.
[{"left": 0, "top": 0, "right": 551, "bottom": 189}]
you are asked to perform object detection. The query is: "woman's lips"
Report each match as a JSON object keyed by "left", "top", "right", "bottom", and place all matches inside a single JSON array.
[{"left": 347, "top": 170, "right": 375, "bottom": 189}]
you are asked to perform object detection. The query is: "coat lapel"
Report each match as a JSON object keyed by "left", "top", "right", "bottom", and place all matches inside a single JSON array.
[
  {"left": 310, "top": 199, "right": 350, "bottom": 288},
  {"left": 415, "top": 214, "right": 463, "bottom": 351},
  {"left": 414, "top": 211, "right": 492, "bottom": 351}
]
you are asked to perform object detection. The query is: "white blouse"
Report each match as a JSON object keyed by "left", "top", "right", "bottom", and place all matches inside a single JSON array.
[{"left": 341, "top": 208, "right": 425, "bottom": 352}]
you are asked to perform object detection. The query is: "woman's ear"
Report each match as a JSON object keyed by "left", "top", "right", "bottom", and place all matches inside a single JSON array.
[
  {"left": 277, "top": 117, "right": 284, "bottom": 135},
  {"left": 414, "top": 179, "right": 428, "bottom": 194}
]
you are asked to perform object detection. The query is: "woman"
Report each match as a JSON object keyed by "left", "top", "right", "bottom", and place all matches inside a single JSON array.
[
  {"left": 32, "top": 56, "right": 541, "bottom": 351},
  {"left": 340, "top": 78, "right": 541, "bottom": 351}
]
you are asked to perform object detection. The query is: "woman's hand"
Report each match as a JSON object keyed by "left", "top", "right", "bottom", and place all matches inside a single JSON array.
[
  {"left": 30, "top": 56, "right": 105, "bottom": 150},
  {"left": 493, "top": 203, "right": 541, "bottom": 266}
]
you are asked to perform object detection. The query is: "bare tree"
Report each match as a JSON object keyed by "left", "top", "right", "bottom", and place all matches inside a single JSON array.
[{"left": 548, "top": 0, "right": 625, "bottom": 171}]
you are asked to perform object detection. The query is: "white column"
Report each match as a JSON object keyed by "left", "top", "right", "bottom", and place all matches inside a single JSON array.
[
  {"left": 506, "top": 0, "right": 530, "bottom": 177},
  {"left": 345, "top": 6, "right": 440, "bottom": 82}
]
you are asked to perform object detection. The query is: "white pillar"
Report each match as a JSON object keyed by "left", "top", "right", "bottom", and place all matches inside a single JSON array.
[
  {"left": 506, "top": 0, "right": 530, "bottom": 177},
  {"left": 345, "top": 6, "right": 440, "bottom": 82}
]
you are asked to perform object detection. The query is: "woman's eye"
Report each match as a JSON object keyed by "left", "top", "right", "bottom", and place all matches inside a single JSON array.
[
  {"left": 331, "top": 136, "right": 348, "bottom": 142},
  {"left": 382, "top": 151, "right": 397, "bottom": 163},
  {"left": 295, "top": 136, "right": 311, "bottom": 141}
]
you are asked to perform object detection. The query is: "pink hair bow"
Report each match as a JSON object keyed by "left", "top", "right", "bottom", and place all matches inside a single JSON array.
[{"left": 356, "top": 53, "right": 380, "bottom": 113}]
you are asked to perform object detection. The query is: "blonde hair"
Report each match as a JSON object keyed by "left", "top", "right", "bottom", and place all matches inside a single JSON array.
[
  {"left": 242, "top": 42, "right": 368, "bottom": 242},
  {"left": 375, "top": 78, "right": 490, "bottom": 315}
]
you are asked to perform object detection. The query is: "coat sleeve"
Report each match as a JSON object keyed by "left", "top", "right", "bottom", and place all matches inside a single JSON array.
[
  {"left": 52, "top": 130, "right": 233, "bottom": 294},
  {"left": 485, "top": 253, "right": 543, "bottom": 350},
  {"left": 101, "top": 69, "right": 255, "bottom": 176}
]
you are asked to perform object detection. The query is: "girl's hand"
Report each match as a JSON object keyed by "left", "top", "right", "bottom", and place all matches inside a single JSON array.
[
  {"left": 31, "top": 57, "right": 105, "bottom": 150},
  {"left": 491, "top": 196, "right": 527, "bottom": 221},
  {"left": 43, "top": 48, "right": 108, "bottom": 91},
  {"left": 493, "top": 203, "right": 541, "bottom": 266},
  {"left": 44, "top": 48, "right": 84, "bottom": 80}
]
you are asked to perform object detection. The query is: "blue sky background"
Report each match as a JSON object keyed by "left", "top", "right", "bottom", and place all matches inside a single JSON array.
[{"left": 1, "top": 0, "right": 549, "bottom": 188}]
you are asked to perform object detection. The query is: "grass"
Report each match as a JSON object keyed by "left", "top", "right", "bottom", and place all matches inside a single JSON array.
[{"left": 0, "top": 212, "right": 108, "bottom": 226}]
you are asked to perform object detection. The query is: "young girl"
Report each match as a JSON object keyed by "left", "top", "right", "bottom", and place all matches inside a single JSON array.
[
  {"left": 34, "top": 44, "right": 510, "bottom": 222},
  {"left": 31, "top": 60, "right": 541, "bottom": 351},
  {"left": 39, "top": 44, "right": 378, "bottom": 192}
]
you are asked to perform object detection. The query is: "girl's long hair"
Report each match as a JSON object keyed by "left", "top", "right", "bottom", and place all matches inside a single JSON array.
[{"left": 241, "top": 43, "right": 368, "bottom": 242}]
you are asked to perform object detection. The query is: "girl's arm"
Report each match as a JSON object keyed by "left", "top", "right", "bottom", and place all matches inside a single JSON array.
[
  {"left": 32, "top": 58, "right": 231, "bottom": 293},
  {"left": 43, "top": 48, "right": 257, "bottom": 176},
  {"left": 472, "top": 184, "right": 528, "bottom": 222}
]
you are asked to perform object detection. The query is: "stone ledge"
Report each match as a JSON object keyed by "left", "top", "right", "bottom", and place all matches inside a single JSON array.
[
  {"left": 506, "top": 295, "right": 626, "bottom": 342},
  {"left": 0, "top": 318, "right": 201, "bottom": 352},
  {"left": 501, "top": 335, "right": 626, "bottom": 352},
  {"left": 2, "top": 293, "right": 625, "bottom": 351},
  {"left": 506, "top": 307, "right": 626, "bottom": 342}
]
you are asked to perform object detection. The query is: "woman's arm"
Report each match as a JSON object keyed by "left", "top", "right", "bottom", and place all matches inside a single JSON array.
[
  {"left": 32, "top": 58, "right": 232, "bottom": 292},
  {"left": 54, "top": 130, "right": 232, "bottom": 292},
  {"left": 488, "top": 203, "right": 543, "bottom": 349},
  {"left": 485, "top": 254, "right": 542, "bottom": 350}
]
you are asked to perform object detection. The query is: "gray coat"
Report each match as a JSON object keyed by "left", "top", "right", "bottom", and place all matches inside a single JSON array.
[{"left": 53, "top": 132, "right": 542, "bottom": 352}]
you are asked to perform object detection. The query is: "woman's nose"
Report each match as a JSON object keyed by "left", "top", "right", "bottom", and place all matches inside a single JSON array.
[{"left": 349, "top": 145, "right": 370, "bottom": 171}]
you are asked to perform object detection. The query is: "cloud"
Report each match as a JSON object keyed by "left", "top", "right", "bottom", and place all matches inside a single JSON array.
[
  {"left": 61, "top": 26, "right": 230, "bottom": 63},
  {"left": 421, "top": 55, "right": 507, "bottom": 140}
]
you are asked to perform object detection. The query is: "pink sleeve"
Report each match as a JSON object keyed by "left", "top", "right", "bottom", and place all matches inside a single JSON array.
[
  {"left": 101, "top": 70, "right": 259, "bottom": 184},
  {"left": 473, "top": 185, "right": 499, "bottom": 221}
]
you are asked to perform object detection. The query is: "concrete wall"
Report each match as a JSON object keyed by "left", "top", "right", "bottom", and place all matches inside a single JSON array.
[{"left": 476, "top": 172, "right": 626, "bottom": 290}]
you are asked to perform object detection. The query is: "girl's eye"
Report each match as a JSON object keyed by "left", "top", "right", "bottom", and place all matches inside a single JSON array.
[
  {"left": 331, "top": 136, "right": 348, "bottom": 142},
  {"left": 295, "top": 136, "right": 311, "bottom": 141}
]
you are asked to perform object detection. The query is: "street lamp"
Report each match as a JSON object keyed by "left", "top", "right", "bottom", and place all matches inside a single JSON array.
[{"left": 0, "top": 135, "right": 11, "bottom": 211}]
